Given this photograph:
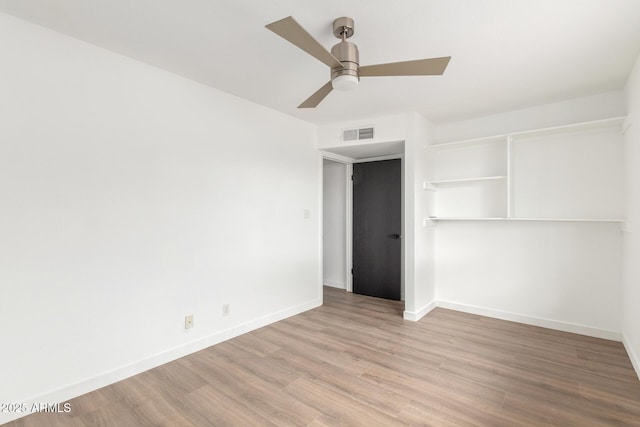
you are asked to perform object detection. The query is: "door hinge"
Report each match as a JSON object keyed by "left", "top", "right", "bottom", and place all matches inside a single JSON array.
[
  {"left": 351, "top": 268, "right": 353, "bottom": 275},
  {"left": 351, "top": 174, "right": 354, "bottom": 181}
]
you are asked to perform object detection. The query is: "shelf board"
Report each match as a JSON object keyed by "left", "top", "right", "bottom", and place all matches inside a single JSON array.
[
  {"left": 429, "top": 176, "right": 507, "bottom": 186},
  {"left": 432, "top": 117, "right": 627, "bottom": 149},
  {"left": 430, "top": 135, "right": 508, "bottom": 151},
  {"left": 429, "top": 217, "right": 624, "bottom": 223},
  {"left": 510, "top": 116, "right": 627, "bottom": 140},
  {"left": 509, "top": 217, "right": 625, "bottom": 223},
  {"left": 429, "top": 217, "right": 508, "bottom": 221}
]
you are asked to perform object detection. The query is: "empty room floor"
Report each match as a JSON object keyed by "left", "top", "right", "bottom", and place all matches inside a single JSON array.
[{"left": 8, "top": 286, "right": 640, "bottom": 426}]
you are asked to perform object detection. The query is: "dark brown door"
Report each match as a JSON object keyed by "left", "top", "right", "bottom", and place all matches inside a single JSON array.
[{"left": 352, "top": 159, "right": 401, "bottom": 300}]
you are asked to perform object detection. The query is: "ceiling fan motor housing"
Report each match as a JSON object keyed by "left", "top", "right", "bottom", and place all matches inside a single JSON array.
[{"left": 330, "top": 41, "right": 359, "bottom": 80}]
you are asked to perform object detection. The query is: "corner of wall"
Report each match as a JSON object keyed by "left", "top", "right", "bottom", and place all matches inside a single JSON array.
[
  {"left": 403, "top": 299, "right": 437, "bottom": 321},
  {"left": 623, "top": 334, "right": 640, "bottom": 381},
  {"left": 622, "top": 50, "right": 640, "bottom": 381}
]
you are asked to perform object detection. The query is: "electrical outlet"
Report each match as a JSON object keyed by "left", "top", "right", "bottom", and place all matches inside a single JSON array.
[
  {"left": 184, "top": 314, "right": 194, "bottom": 329},
  {"left": 222, "top": 304, "right": 230, "bottom": 317}
]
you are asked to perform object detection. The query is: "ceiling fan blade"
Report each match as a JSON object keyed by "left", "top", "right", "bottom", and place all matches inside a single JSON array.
[
  {"left": 266, "top": 16, "right": 343, "bottom": 69},
  {"left": 359, "top": 56, "right": 451, "bottom": 77},
  {"left": 298, "top": 81, "right": 333, "bottom": 108}
]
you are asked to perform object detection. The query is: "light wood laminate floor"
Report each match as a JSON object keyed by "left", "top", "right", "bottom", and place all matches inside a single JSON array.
[{"left": 7, "top": 286, "right": 640, "bottom": 426}]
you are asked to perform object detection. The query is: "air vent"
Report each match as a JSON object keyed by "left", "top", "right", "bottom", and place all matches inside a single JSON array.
[
  {"left": 358, "top": 127, "right": 374, "bottom": 140},
  {"left": 342, "top": 127, "right": 375, "bottom": 142},
  {"left": 343, "top": 129, "right": 358, "bottom": 141}
]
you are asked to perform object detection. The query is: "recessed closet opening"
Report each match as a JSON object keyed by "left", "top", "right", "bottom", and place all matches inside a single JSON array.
[{"left": 321, "top": 140, "right": 405, "bottom": 306}]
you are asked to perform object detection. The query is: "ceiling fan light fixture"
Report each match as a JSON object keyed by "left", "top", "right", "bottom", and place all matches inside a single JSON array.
[{"left": 332, "top": 74, "right": 359, "bottom": 91}]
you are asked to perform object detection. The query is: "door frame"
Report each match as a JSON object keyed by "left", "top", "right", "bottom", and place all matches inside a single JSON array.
[{"left": 322, "top": 151, "right": 404, "bottom": 300}]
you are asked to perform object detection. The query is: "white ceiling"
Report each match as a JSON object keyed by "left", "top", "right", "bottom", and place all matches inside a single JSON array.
[{"left": 1, "top": 0, "right": 639, "bottom": 125}]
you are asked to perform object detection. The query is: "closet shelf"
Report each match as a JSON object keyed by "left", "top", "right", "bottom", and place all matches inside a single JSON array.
[
  {"left": 509, "top": 217, "right": 625, "bottom": 223},
  {"left": 429, "top": 217, "right": 507, "bottom": 221},
  {"left": 430, "top": 135, "right": 507, "bottom": 151},
  {"left": 431, "top": 116, "right": 626, "bottom": 149},
  {"left": 510, "top": 116, "right": 627, "bottom": 140},
  {"left": 429, "top": 176, "right": 507, "bottom": 186},
  {"left": 429, "top": 217, "right": 624, "bottom": 223}
]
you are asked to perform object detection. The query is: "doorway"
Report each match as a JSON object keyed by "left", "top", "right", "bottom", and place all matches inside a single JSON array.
[
  {"left": 352, "top": 159, "right": 402, "bottom": 300},
  {"left": 321, "top": 141, "right": 405, "bottom": 306}
]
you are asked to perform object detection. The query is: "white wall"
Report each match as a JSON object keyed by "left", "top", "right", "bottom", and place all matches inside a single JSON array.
[
  {"left": 623, "top": 53, "right": 640, "bottom": 378},
  {"left": 436, "top": 221, "right": 622, "bottom": 336},
  {"left": 434, "top": 94, "right": 626, "bottom": 339},
  {"left": 323, "top": 160, "right": 346, "bottom": 289},
  {"left": 0, "top": 13, "right": 320, "bottom": 422},
  {"left": 406, "top": 113, "right": 437, "bottom": 318},
  {"left": 511, "top": 127, "right": 623, "bottom": 219}
]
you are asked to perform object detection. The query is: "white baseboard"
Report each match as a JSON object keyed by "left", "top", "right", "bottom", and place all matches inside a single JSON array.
[
  {"left": 323, "top": 280, "right": 346, "bottom": 289},
  {"left": 0, "top": 298, "right": 322, "bottom": 425},
  {"left": 437, "top": 300, "right": 622, "bottom": 341},
  {"left": 404, "top": 300, "right": 437, "bottom": 321},
  {"left": 623, "top": 334, "right": 640, "bottom": 381}
]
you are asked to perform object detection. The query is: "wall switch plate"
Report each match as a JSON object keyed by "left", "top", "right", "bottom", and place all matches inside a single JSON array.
[
  {"left": 184, "top": 314, "right": 194, "bottom": 329},
  {"left": 222, "top": 304, "right": 230, "bottom": 317},
  {"left": 303, "top": 209, "right": 310, "bottom": 219}
]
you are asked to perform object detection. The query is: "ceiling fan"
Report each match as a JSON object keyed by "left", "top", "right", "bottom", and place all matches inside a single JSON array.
[{"left": 265, "top": 16, "right": 451, "bottom": 108}]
